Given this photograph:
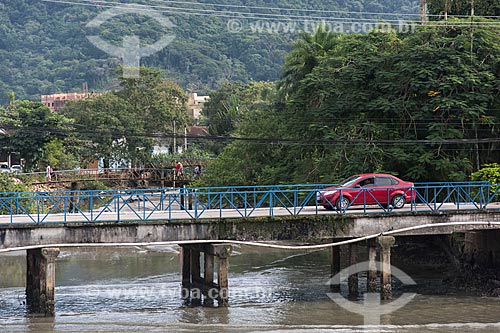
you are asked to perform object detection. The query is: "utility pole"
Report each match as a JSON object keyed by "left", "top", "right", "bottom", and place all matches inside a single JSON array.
[
  {"left": 173, "top": 120, "right": 176, "bottom": 154},
  {"left": 184, "top": 127, "right": 188, "bottom": 152},
  {"left": 470, "top": 0, "right": 475, "bottom": 62},
  {"left": 471, "top": 0, "right": 478, "bottom": 170},
  {"left": 420, "top": 0, "right": 427, "bottom": 23}
]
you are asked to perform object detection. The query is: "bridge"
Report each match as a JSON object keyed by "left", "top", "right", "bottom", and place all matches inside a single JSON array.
[
  {"left": 15, "top": 160, "right": 210, "bottom": 187},
  {"left": 1, "top": 182, "right": 500, "bottom": 316}
]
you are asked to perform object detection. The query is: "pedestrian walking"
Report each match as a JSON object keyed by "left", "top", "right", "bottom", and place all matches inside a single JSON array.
[
  {"left": 175, "top": 161, "right": 184, "bottom": 178},
  {"left": 194, "top": 164, "right": 201, "bottom": 179},
  {"left": 46, "top": 165, "right": 53, "bottom": 182}
]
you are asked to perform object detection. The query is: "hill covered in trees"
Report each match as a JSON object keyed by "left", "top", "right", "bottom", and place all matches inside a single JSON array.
[{"left": 0, "top": 0, "right": 420, "bottom": 104}]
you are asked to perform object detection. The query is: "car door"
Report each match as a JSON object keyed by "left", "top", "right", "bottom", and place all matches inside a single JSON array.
[
  {"left": 372, "top": 176, "right": 394, "bottom": 205},
  {"left": 353, "top": 176, "right": 376, "bottom": 205}
]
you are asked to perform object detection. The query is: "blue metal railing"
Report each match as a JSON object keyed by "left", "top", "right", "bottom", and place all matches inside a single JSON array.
[{"left": 0, "top": 182, "right": 498, "bottom": 225}]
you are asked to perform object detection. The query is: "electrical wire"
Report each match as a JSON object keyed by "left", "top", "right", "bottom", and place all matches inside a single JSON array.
[
  {"left": 41, "top": 0, "right": 421, "bottom": 24},
  {"left": 146, "top": 0, "right": 500, "bottom": 20},
  {"left": 149, "top": 0, "right": 425, "bottom": 18},
  {"left": 40, "top": 0, "right": 500, "bottom": 26},
  {"left": 5, "top": 122, "right": 500, "bottom": 146}
]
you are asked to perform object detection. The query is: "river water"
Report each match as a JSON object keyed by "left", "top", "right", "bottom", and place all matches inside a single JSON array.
[{"left": 1, "top": 246, "right": 499, "bottom": 333}]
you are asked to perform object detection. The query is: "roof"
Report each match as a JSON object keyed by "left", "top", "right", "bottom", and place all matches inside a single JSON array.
[
  {"left": 188, "top": 126, "right": 209, "bottom": 136},
  {"left": 354, "top": 173, "right": 402, "bottom": 178}
]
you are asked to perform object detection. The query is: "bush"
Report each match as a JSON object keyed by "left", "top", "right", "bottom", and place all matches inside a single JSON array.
[
  {"left": 471, "top": 163, "right": 500, "bottom": 184},
  {"left": 471, "top": 163, "right": 500, "bottom": 201},
  {"left": 0, "top": 174, "right": 30, "bottom": 193}
]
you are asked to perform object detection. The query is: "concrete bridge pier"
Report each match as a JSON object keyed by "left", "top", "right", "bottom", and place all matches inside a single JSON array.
[
  {"left": 330, "top": 237, "right": 396, "bottom": 300},
  {"left": 367, "top": 242, "right": 378, "bottom": 293},
  {"left": 348, "top": 243, "right": 359, "bottom": 297},
  {"left": 377, "top": 236, "right": 396, "bottom": 300},
  {"left": 26, "top": 248, "right": 60, "bottom": 316},
  {"left": 180, "top": 244, "right": 232, "bottom": 306},
  {"left": 330, "top": 246, "right": 340, "bottom": 292}
]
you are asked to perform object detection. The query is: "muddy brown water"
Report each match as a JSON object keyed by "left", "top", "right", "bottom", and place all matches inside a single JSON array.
[{"left": 0, "top": 246, "right": 499, "bottom": 333}]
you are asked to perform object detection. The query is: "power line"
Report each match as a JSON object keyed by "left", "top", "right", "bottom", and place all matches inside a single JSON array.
[
  {"left": 41, "top": 0, "right": 420, "bottom": 24},
  {"left": 40, "top": 0, "right": 500, "bottom": 26},
  {"left": 7, "top": 123, "right": 500, "bottom": 146},
  {"left": 148, "top": 0, "right": 424, "bottom": 17}
]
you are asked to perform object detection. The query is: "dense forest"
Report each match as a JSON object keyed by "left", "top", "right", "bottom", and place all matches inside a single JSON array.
[{"left": 0, "top": 0, "right": 420, "bottom": 104}]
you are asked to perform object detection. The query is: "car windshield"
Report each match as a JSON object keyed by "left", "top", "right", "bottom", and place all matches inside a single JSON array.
[{"left": 338, "top": 175, "right": 362, "bottom": 187}]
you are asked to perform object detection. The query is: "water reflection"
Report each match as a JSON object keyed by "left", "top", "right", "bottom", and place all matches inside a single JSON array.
[{"left": 26, "top": 316, "right": 55, "bottom": 333}]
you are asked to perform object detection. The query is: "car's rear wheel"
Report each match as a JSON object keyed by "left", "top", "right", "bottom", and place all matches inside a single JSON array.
[
  {"left": 391, "top": 194, "right": 405, "bottom": 209},
  {"left": 336, "top": 197, "right": 350, "bottom": 211}
]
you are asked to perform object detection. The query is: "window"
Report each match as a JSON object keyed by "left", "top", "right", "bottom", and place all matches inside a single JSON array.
[
  {"left": 375, "top": 177, "right": 394, "bottom": 186},
  {"left": 359, "top": 177, "right": 375, "bottom": 187}
]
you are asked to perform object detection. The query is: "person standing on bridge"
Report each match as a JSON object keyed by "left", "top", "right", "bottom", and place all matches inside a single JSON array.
[
  {"left": 194, "top": 164, "right": 201, "bottom": 179},
  {"left": 46, "top": 165, "right": 53, "bottom": 182},
  {"left": 175, "top": 161, "right": 184, "bottom": 179}
]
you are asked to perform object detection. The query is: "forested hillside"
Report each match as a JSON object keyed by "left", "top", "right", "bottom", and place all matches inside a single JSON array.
[{"left": 0, "top": 0, "right": 419, "bottom": 103}]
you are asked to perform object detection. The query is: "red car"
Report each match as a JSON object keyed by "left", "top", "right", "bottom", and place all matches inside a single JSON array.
[{"left": 318, "top": 173, "right": 415, "bottom": 211}]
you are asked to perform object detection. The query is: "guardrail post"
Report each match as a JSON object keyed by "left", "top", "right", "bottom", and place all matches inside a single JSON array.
[
  {"left": 246, "top": 192, "right": 249, "bottom": 217},
  {"left": 70, "top": 182, "right": 79, "bottom": 213},
  {"left": 269, "top": 189, "right": 274, "bottom": 217},
  {"left": 37, "top": 195, "right": 41, "bottom": 225},
  {"left": 194, "top": 190, "right": 198, "bottom": 218},
  {"left": 116, "top": 193, "right": 120, "bottom": 223},
  {"left": 181, "top": 186, "right": 185, "bottom": 209},
  {"left": 90, "top": 192, "right": 94, "bottom": 222},
  {"left": 294, "top": 187, "right": 298, "bottom": 216},
  {"left": 15, "top": 193, "right": 19, "bottom": 215}
]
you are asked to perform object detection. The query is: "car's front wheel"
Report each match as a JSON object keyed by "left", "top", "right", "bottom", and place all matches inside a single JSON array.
[
  {"left": 336, "top": 197, "right": 350, "bottom": 211},
  {"left": 391, "top": 194, "right": 405, "bottom": 209}
]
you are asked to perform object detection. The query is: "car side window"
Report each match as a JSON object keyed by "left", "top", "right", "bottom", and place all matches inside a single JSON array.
[
  {"left": 375, "top": 177, "right": 393, "bottom": 186},
  {"left": 358, "top": 177, "right": 375, "bottom": 187}
]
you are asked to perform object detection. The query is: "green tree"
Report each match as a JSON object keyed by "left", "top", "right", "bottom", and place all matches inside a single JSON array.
[
  {"left": 278, "top": 25, "right": 339, "bottom": 98},
  {"left": 197, "top": 83, "right": 282, "bottom": 186},
  {"left": 39, "top": 139, "right": 79, "bottom": 171},
  {"left": 63, "top": 67, "right": 189, "bottom": 167},
  {"left": 290, "top": 26, "right": 500, "bottom": 182},
  {"left": 63, "top": 92, "right": 135, "bottom": 168},
  {"left": 203, "top": 81, "right": 245, "bottom": 137},
  {"left": 427, "top": 0, "right": 500, "bottom": 18},
  {"left": 201, "top": 23, "right": 500, "bottom": 186},
  {"left": 0, "top": 100, "right": 74, "bottom": 170},
  {"left": 471, "top": 163, "right": 500, "bottom": 199}
]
